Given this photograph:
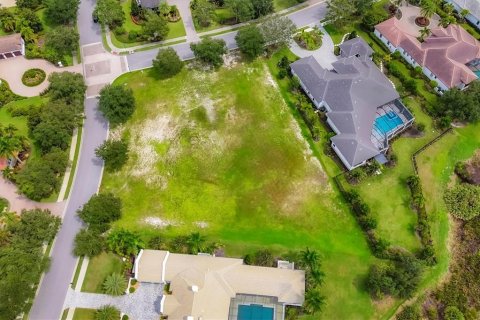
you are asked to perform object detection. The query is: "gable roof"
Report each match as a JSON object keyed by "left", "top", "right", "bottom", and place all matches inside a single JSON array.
[
  {"left": 290, "top": 49, "right": 399, "bottom": 168},
  {"left": 136, "top": 250, "right": 305, "bottom": 320},
  {"left": 376, "top": 14, "right": 480, "bottom": 88},
  {"left": 138, "top": 0, "right": 159, "bottom": 8},
  {"left": 0, "top": 34, "right": 23, "bottom": 54},
  {"left": 339, "top": 37, "right": 374, "bottom": 61}
]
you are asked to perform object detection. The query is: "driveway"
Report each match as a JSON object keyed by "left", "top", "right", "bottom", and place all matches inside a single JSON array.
[
  {"left": 289, "top": 24, "right": 336, "bottom": 69},
  {"left": 0, "top": 177, "right": 65, "bottom": 216},
  {"left": 0, "top": 57, "right": 82, "bottom": 97},
  {"left": 169, "top": 0, "right": 199, "bottom": 42},
  {"left": 64, "top": 283, "right": 164, "bottom": 320}
]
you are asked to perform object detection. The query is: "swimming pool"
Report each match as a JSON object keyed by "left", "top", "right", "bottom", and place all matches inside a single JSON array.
[
  {"left": 475, "top": 70, "right": 480, "bottom": 78},
  {"left": 374, "top": 111, "right": 404, "bottom": 136},
  {"left": 237, "top": 304, "right": 274, "bottom": 320}
]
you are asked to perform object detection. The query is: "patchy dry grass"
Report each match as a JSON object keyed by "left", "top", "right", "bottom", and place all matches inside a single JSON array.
[{"left": 103, "top": 60, "right": 375, "bottom": 319}]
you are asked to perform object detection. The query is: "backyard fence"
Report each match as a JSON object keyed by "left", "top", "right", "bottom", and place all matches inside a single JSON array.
[{"left": 411, "top": 127, "right": 453, "bottom": 174}]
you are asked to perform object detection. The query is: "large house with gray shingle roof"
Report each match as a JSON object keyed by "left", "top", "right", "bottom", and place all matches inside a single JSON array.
[{"left": 291, "top": 38, "right": 414, "bottom": 170}]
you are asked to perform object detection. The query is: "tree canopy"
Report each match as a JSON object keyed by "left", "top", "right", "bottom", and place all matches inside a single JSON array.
[
  {"left": 235, "top": 24, "right": 265, "bottom": 59},
  {"left": 152, "top": 47, "right": 184, "bottom": 78},
  {"left": 44, "top": 0, "right": 80, "bottom": 24},
  {"left": 107, "top": 229, "right": 144, "bottom": 256},
  {"left": 95, "top": 140, "right": 129, "bottom": 172},
  {"left": 45, "top": 27, "right": 80, "bottom": 57},
  {"left": 99, "top": 85, "right": 136, "bottom": 126},
  {"left": 226, "top": 0, "right": 253, "bottom": 22},
  {"left": 94, "top": 0, "right": 125, "bottom": 28},
  {"left": 435, "top": 82, "right": 480, "bottom": 124},
  {"left": 74, "top": 228, "right": 104, "bottom": 257},
  {"left": 77, "top": 193, "right": 122, "bottom": 228},
  {"left": 259, "top": 14, "right": 296, "bottom": 47},
  {"left": 142, "top": 12, "right": 169, "bottom": 41},
  {"left": 0, "top": 209, "right": 60, "bottom": 319},
  {"left": 190, "top": 37, "right": 227, "bottom": 67}
]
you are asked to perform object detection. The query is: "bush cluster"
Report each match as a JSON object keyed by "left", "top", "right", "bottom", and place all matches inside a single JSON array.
[
  {"left": 21, "top": 68, "right": 46, "bottom": 87},
  {"left": 406, "top": 175, "right": 436, "bottom": 265}
]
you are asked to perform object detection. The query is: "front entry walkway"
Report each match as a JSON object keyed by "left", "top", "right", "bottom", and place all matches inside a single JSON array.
[
  {"left": 64, "top": 283, "right": 164, "bottom": 319},
  {"left": 289, "top": 23, "right": 337, "bottom": 70}
]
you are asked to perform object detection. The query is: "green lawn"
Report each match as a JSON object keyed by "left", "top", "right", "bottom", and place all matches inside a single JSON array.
[
  {"left": 416, "top": 123, "right": 480, "bottom": 291},
  {"left": 103, "top": 58, "right": 378, "bottom": 318},
  {"left": 2, "top": 96, "right": 48, "bottom": 161},
  {"left": 112, "top": 0, "right": 186, "bottom": 47},
  {"left": 81, "top": 252, "right": 123, "bottom": 293},
  {"left": 273, "top": 0, "right": 299, "bottom": 11},
  {"left": 72, "top": 308, "right": 96, "bottom": 320}
]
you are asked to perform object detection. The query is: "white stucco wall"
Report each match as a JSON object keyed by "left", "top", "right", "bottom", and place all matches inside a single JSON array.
[
  {"left": 374, "top": 29, "right": 397, "bottom": 52},
  {"left": 422, "top": 66, "right": 449, "bottom": 90}
]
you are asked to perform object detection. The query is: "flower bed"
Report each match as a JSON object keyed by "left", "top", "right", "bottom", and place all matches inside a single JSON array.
[
  {"left": 294, "top": 27, "right": 323, "bottom": 50},
  {"left": 21, "top": 69, "right": 46, "bottom": 87}
]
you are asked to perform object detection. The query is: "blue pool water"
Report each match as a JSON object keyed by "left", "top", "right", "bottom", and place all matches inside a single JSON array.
[
  {"left": 374, "top": 111, "right": 404, "bottom": 136},
  {"left": 238, "top": 304, "right": 274, "bottom": 320},
  {"left": 475, "top": 70, "right": 480, "bottom": 78}
]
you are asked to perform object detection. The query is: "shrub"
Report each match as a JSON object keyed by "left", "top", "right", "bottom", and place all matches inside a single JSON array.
[
  {"left": 190, "top": 37, "right": 227, "bottom": 67},
  {"left": 103, "top": 273, "right": 127, "bottom": 295},
  {"left": 21, "top": 69, "right": 46, "bottom": 87},
  {"left": 444, "top": 184, "right": 480, "bottom": 220},
  {"left": 95, "top": 140, "right": 129, "bottom": 172},
  {"left": 444, "top": 306, "right": 465, "bottom": 320},
  {"left": 99, "top": 85, "right": 136, "bottom": 126},
  {"left": 130, "top": 279, "right": 137, "bottom": 285},
  {"left": 152, "top": 48, "right": 183, "bottom": 78},
  {"left": 278, "top": 69, "right": 287, "bottom": 79},
  {"left": 454, "top": 161, "right": 469, "bottom": 182},
  {"left": 107, "top": 229, "right": 144, "bottom": 256},
  {"left": 429, "top": 80, "right": 438, "bottom": 88},
  {"left": 77, "top": 193, "right": 122, "bottom": 228},
  {"left": 129, "top": 286, "right": 135, "bottom": 293},
  {"left": 95, "top": 305, "right": 120, "bottom": 320},
  {"left": 415, "top": 122, "right": 425, "bottom": 132},
  {"left": 396, "top": 305, "right": 421, "bottom": 320},
  {"left": 74, "top": 228, "right": 104, "bottom": 257}
]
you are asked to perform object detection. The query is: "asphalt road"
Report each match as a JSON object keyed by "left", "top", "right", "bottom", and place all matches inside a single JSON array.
[
  {"left": 28, "top": 0, "right": 108, "bottom": 318},
  {"left": 127, "top": 2, "right": 328, "bottom": 71}
]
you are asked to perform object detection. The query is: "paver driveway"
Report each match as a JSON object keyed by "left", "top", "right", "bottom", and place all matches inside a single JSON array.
[{"left": 0, "top": 57, "right": 82, "bottom": 97}]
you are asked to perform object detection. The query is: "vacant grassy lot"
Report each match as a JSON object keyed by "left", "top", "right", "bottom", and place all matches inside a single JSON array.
[
  {"left": 104, "top": 59, "right": 376, "bottom": 318},
  {"left": 81, "top": 252, "right": 123, "bottom": 293}
]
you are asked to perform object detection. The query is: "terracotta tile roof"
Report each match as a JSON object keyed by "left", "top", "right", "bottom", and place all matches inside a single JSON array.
[
  {"left": 376, "top": 18, "right": 480, "bottom": 88},
  {"left": 0, "top": 34, "right": 23, "bottom": 54}
]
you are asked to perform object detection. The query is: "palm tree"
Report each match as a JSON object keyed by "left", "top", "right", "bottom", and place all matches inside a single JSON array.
[
  {"left": 301, "top": 247, "right": 320, "bottom": 270},
  {"left": 95, "top": 305, "right": 120, "bottom": 320},
  {"left": 459, "top": 9, "right": 469, "bottom": 21},
  {"left": 419, "top": 26, "right": 431, "bottom": 41},
  {"left": 20, "top": 26, "right": 36, "bottom": 43},
  {"left": 102, "top": 273, "right": 127, "bottom": 296},
  {"left": 303, "top": 288, "right": 326, "bottom": 315},
  {"left": 2, "top": 16, "right": 16, "bottom": 32},
  {"left": 439, "top": 15, "right": 456, "bottom": 27},
  {"left": 419, "top": 0, "right": 436, "bottom": 25},
  {"left": 0, "top": 124, "right": 27, "bottom": 165},
  {"left": 443, "top": 3, "right": 454, "bottom": 15},
  {"left": 186, "top": 232, "right": 206, "bottom": 254}
]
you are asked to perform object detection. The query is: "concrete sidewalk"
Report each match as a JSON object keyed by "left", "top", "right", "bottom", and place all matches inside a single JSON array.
[{"left": 107, "top": 0, "right": 326, "bottom": 53}]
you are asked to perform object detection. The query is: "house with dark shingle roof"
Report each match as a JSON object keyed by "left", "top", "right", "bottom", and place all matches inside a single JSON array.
[
  {"left": 291, "top": 38, "right": 414, "bottom": 170},
  {"left": 136, "top": 0, "right": 161, "bottom": 9},
  {"left": 446, "top": 0, "right": 480, "bottom": 30},
  {"left": 374, "top": 5, "right": 480, "bottom": 91},
  {"left": 0, "top": 34, "right": 24, "bottom": 60}
]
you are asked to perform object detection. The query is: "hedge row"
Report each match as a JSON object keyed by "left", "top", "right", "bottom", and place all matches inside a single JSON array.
[
  {"left": 406, "top": 175, "right": 437, "bottom": 265},
  {"left": 343, "top": 190, "right": 391, "bottom": 257}
]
